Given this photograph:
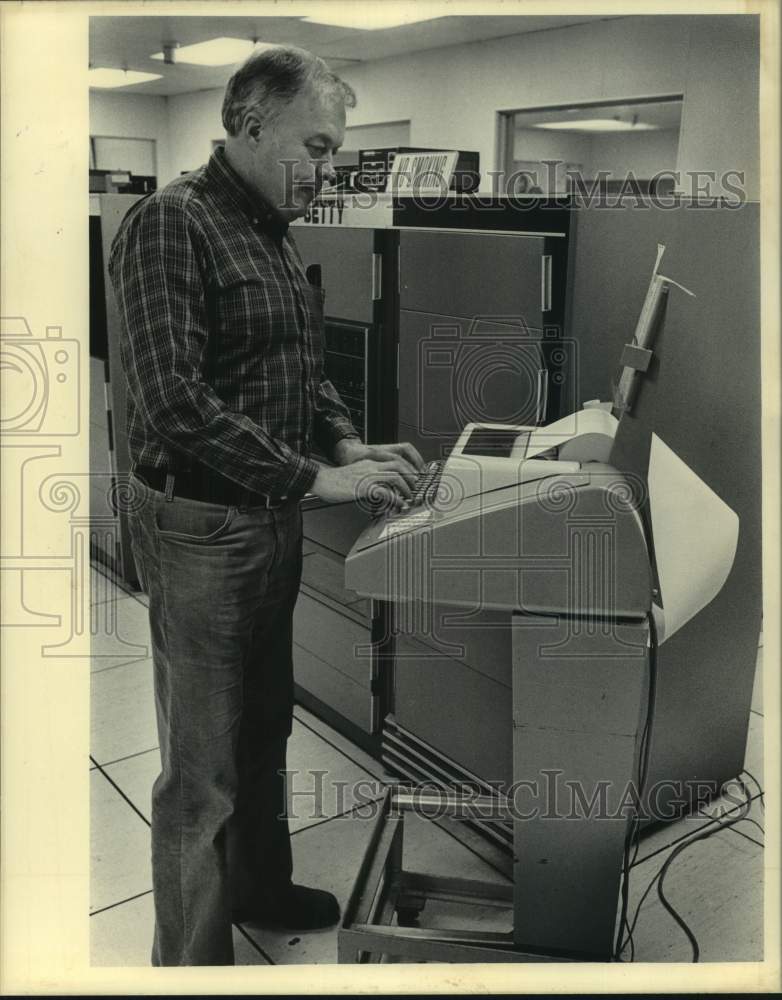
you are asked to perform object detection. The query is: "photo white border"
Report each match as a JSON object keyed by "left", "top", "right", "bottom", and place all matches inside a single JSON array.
[{"left": 0, "top": 0, "right": 779, "bottom": 993}]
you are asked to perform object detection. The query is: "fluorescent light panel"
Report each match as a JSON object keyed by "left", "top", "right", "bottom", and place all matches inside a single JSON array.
[
  {"left": 151, "top": 38, "right": 277, "bottom": 67},
  {"left": 303, "top": 12, "right": 439, "bottom": 30},
  {"left": 533, "top": 119, "right": 659, "bottom": 132},
  {"left": 89, "top": 67, "right": 162, "bottom": 88}
]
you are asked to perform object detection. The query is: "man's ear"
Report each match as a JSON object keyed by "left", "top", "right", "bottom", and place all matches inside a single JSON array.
[{"left": 244, "top": 113, "right": 264, "bottom": 145}]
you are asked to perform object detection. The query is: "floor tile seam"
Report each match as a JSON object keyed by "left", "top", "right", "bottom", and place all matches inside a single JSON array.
[
  {"left": 289, "top": 792, "right": 388, "bottom": 836},
  {"left": 92, "top": 760, "right": 153, "bottom": 826},
  {"left": 90, "top": 888, "right": 153, "bottom": 917},
  {"left": 693, "top": 801, "right": 764, "bottom": 848},
  {"left": 94, "top": 746, "right": 382, "bottom": 832},
  {"left": 292, "top": 709, "right": 390, "bottom": 783},
  {"left": 630, "top": 790, "right": 764, "bottom": 869},
  {"left": 90, "top": 892, "right": 277, "bottom": 966},
  {"left": 92, "top": 745, "right": 160, "bottom": 769},
  {"left": 234, "top": 923, "right": 275, "bottom": 964},
  {"left": 91, "top": 656, "right": 152, "bottom": 676},
  {"left": 91, "top": 562, "right": 137, "bottom": 597},
  {"left": 428, "top": 817, "right": 514, "bottom": 884},
  {"left": 713, "top": 823, "right": 764, "bottom": 851},
  {"left": 89, "top": 595, "right": 134, "bottom": 609},
  {"left": 90, "top": 560, "right": 148, "bottom": 608}
]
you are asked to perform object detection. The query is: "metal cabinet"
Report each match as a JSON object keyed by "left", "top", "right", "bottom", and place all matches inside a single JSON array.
[
  {"left": 399, "top": 229, "right": 546, "bottom": 326},
  {"left": 90, "top": 193, "right": 144, "bottom": 586},
  {"left": 291, "top": 226, "right": 392, "bottom": 749},
  {"left": 290, "top": 202, "right": 572, "bottom": 761},
  {"left": 294, "top": 502, "right": 384, "bottom": 747},
  {"left": 389, "top": 223, "right": 566, "bottom": 789}
]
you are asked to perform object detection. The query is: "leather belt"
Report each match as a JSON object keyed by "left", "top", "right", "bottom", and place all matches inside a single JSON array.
[{"left": 133, "top": 464, "right": 290, "bottom": 509}]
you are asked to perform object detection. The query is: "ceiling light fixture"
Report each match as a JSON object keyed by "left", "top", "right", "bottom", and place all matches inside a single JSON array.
[
  {"left": 532, "top": 119, "right": 659, "bottom": 132},
  {"left": 303, "top": 12, "right": 440, "bottom": 30},
  {"left": 150, "top": 37, "right": 277, "bottom": 67},
  {"left": 161, "top": 42, "right": 179, "bottom": 65},
  {"left": 88, "top": 67, "right": 163, "bottom": 88}
]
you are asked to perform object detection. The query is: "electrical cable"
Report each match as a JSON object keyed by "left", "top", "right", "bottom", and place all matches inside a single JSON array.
[
  {"left": 737, "top": 816, "right": 765, "bottom": 839},
  {"left": 623, "top": 778, "right": 756, "bottom": 960},
  {"left": 722, "top": 825, "right": 764, "bottom": 850},
  {"left": 613, "top": 613, "right": 763, "bottom": 960},
  {"left": 654, "top": 777, "right": 753, "bottom": 962},
  {"left": 741, "top": 768, "right": 765, "bottom": 811},
  {"left": 696, "top": 796, "right": 764, "bottom": 841},
  {"left": 699, "top": 797, "right": 765, "bottom": 841},
  {"left": 624, "top": 867, "right": 662, "bottom": 945},
  {"left": 613, "top": 610, "right": 658, "bottom": 961}
]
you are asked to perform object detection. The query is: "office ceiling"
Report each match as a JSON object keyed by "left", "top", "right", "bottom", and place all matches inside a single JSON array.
[{"left": 89, "top": 14, "right": 614, "bottom": 96}]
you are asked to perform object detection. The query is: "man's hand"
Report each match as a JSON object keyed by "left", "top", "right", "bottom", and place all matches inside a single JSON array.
[
  {"left": 311, "top": 457, "right": 418, "bottom": 511},
  {"left": 334, "top": 438, "right": 426, "bottom": 473}
]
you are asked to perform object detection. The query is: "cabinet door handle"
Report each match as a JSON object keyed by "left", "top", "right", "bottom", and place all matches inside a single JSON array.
[
  {"left": 536, "top": 368, "right": 549, "bottom": 425},
  {"left": 371, "top": 252, "right": 382, "bottom": 301},
  {"left": 541, "top": 254, "right": 553, "bottom": 313}
]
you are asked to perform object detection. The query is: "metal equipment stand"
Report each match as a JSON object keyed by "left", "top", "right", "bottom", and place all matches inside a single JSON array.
[{"left": 338, "top": 612, "right": 651, "bottom": 963}]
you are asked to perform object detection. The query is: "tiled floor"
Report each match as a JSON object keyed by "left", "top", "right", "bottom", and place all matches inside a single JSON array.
[{"left": 90, "top": 562, "right": 765, "bottom": 966}]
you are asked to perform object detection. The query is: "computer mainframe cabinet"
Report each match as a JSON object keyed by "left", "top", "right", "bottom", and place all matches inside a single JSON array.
[{"left": 290, "top": 195, "right": 572, "bottom": 757}]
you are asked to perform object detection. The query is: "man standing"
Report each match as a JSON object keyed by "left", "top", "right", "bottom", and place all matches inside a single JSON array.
[{"left": 109, "top": 45, "right": 423, "bottom": 966}]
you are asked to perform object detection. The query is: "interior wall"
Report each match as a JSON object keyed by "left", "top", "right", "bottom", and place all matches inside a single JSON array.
[
  {"left": 90, "top": 14, "right": 759, "bottom": 199},
  {"left": 92, "top": 136, "right": 157, "bottom": 175},
  {"left": 513, "top": 128, "right": 591, "bottom": 169},
  {"left": 342, "top": 120, "right": 411, "bottom": 153},
  {"left": 586, "top": 128, "right": 680, "bottom": 179},
  {"left": 89, "top": 90, "right": 170, "bottom": 184},
  {"left": 676, "top": 16, "right": 759, "bottom": 199},
  {"left": 165, "top": 89, "right": 223, "bottom": 181}
]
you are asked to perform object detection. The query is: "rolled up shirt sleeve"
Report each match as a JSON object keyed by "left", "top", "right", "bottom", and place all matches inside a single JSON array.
[
  {"left": 313, "top": 378, "right": 362, "bottom": 459},
  {"left": 109, "top": 195, "right": 319, "bottom": 498}
]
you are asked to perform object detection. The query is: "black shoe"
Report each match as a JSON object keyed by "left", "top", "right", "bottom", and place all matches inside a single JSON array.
[{"left": 233, "top": 883, "right": 341, "bottom": 931}]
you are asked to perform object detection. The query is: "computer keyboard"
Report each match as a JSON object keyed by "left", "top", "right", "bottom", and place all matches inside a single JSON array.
[{"left": 404, "top": 460, "right": 444, "bottom": 509}]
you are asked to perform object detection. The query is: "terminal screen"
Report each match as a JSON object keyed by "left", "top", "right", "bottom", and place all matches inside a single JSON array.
[{"left": 461, "top": 427, "right": 520, "bottom": 457}]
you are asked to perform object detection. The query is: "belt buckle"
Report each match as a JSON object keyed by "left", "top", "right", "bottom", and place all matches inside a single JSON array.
[{"left": 264, "top": 494, "right": 287, "bottom": 509}]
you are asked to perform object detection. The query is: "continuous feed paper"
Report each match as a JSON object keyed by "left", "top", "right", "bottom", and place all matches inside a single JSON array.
[
  {"left": 512, "top": 408, "right": 618, "bottom": 460},
  {"left": 648, "top": 433, "right": 738, "bottom": 643}
]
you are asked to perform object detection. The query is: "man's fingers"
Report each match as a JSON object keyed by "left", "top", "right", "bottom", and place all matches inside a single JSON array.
[
  {"left": 376, "top": 485, "right": 407, "bottom": 511},
  {"left": 384, "top": 471, "right": 412, "bottom": 498},
  {"left": 374, "top": 456, "right": 417, "bottom": 484},
  {"left": 367, "top": 448, "right": 401, "bottom": 466},
  {"left": 393, "top": 441, "right": 426, "bottom": 471},
  {"left": 366, "top": 470, "right": 410, "bottom": 499},
  {"left": 374, "top": 442, "right": 426, "bottom": 471},
  {"left": 361, "top": 480, "right": 408, "bottom": 509}
]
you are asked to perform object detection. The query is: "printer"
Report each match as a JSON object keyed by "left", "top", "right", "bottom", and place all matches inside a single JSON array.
[
  {"left": 343, "top": 402, "right": 740, "bottom": 958},
  {"left": 346, "top": 407, "right": 653, "bottom": 621},
  {"left": 339, "top": 252, "right": 750, "bottom": 961}
]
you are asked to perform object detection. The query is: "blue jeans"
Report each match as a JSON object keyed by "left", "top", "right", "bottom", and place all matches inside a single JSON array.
[{"left": 126, "top": 475, "right": 303, "bottom": 965}]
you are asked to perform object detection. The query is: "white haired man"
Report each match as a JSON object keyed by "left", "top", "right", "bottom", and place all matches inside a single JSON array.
[{"left": 110, "top": 45, "right": 424, "bottom": 966}]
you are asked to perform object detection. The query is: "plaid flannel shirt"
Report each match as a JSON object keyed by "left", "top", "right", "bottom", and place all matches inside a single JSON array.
[{"left": 108, "top": 146, "right": 359, "bottom": 498}]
